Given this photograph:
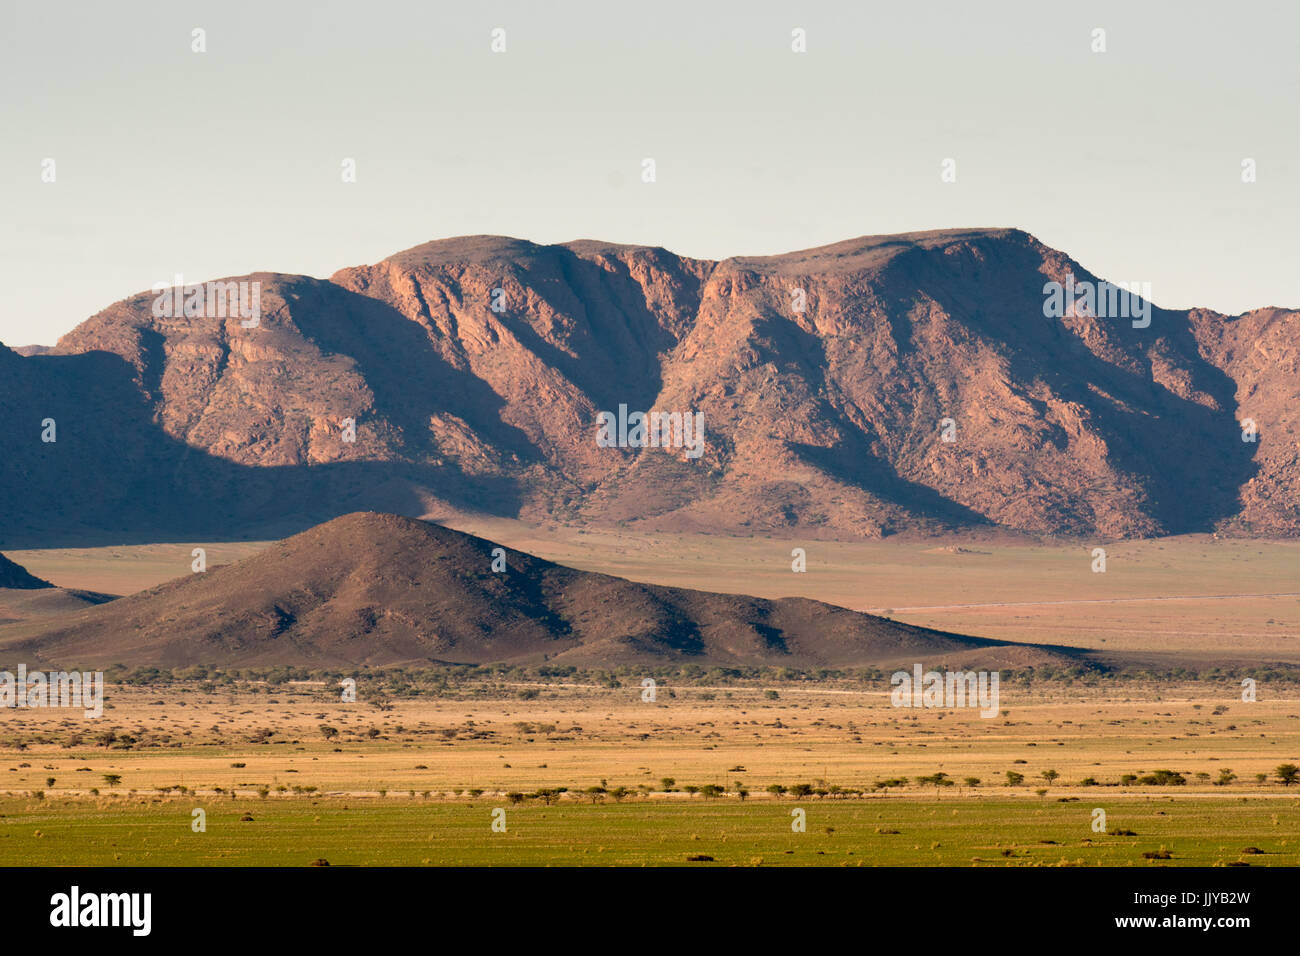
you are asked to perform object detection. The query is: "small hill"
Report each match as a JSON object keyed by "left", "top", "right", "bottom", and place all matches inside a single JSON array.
[{"left": 3, "top": 513, "right": 1084, "bottom": 670}]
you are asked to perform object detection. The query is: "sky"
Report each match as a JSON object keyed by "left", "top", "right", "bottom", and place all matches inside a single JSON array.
[{"left": 1, "top": 0, "right": 1297, "bottom": 346}]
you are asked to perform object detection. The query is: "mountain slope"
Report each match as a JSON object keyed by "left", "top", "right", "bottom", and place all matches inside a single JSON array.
[
  {"left": 2, "top": 228, "right": 1295, "bottom": 544},
  {"left": 0, "top": 553, "right": 51, "bottom": 589},
  {"left": 1, "top": 512, "right": 1078, "bottom": 670}
]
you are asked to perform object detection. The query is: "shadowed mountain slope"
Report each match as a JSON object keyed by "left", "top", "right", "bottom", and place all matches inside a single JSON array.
[{"left": 0, "top": 553, "right": 51, "bottom": 589}]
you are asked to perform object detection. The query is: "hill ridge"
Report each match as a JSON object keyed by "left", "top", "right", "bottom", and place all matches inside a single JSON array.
[
  {"left": 1, "top": 511, "right": 1083, "bottom": 671},
  {"left": 2, "top": 228, "right": 1296, "bottom": 545}
]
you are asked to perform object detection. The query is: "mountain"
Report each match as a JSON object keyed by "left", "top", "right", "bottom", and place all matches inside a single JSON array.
[
  {"left": 2, "top": 228, "right": 1296, "bottom": 545},
  {"left": 0, "top": 553, "right": 51, "bottom": 589},
  {"left": 0, "top": 512, "right": 1079, "bottom": 670}
]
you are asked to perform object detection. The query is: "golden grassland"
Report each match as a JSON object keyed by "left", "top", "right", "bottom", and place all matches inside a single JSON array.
[
  {"left": 0, "top": 681, "right": 1295, "bottom": 798},
  {"left": 0, "top": 682, "right": 1296, "bottom": 866},
  {"left": 3, "top": 526, "right": 1298, "bottom": 865}
]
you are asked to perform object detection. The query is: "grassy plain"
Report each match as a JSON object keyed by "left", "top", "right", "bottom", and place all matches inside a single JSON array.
[
  {"left": 6, "top": 797, "right": 1297, "bottom": 867},
  {"left": 3, "top": 525, "right": 1298, "bottom": 866},
  {"left": 0, "top": 680, "right": 1296, "bottom": 866}
]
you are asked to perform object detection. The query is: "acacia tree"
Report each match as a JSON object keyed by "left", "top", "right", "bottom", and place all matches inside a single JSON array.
[
  {"left": 1276, "top": 764, "right": 1299, "bottom": 787},
  {"left": 918, "top": 772, "right": 954, "bottom": 795}
]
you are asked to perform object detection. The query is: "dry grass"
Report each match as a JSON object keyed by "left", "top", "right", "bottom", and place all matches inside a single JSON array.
[{"left": 1, "top": 681, "right": 1295, "bottom": 798}]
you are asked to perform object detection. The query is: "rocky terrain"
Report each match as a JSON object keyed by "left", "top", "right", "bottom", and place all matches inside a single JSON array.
[{"left": 2, "top": 228, "right": 1295, "bottom": 545}]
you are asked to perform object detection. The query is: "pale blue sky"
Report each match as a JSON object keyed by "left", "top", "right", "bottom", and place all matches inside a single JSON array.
[{"left": 2, "top": 0, "right": 1296, "bottom": 345}]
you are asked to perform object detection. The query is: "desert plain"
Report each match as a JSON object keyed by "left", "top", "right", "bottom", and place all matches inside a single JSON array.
[{"left": 1, "top": 524, "right": 1296, "bottom": 866}]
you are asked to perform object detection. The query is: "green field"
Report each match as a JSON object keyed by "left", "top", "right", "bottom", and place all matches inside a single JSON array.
[{"left": 5, "top": 796, "right": 1297, "bottom": 867}]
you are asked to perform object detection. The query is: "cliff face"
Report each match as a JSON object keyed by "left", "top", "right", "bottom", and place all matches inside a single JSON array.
[{"left": 3, "top": 228, "right": 1295, "bottom": 544}]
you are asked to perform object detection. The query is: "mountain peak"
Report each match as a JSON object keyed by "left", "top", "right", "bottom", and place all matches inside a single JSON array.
[
  {"left": 722, "top": 227, "right": 1038, "bottom": 275},
  {"left": 376, "top": 227, "right": 1037, "bottom": 276}
]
